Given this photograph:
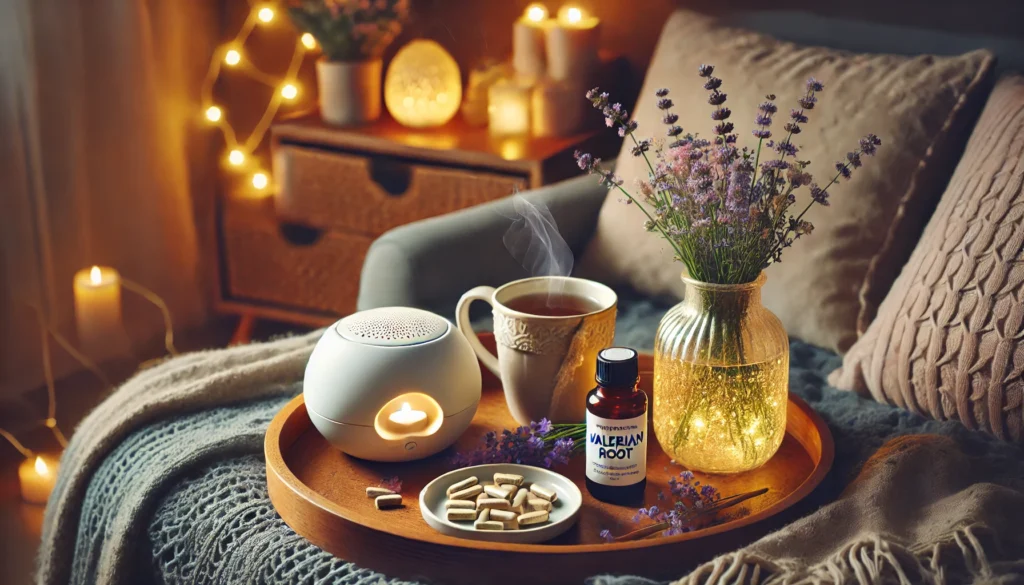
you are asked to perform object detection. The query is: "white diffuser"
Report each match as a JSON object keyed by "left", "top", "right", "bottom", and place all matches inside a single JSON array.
[{"left": 304, "top": 307, "right": 482, "bottom": 462}]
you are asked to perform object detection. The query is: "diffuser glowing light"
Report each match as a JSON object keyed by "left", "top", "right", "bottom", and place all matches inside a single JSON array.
[
  {"left": 205, "top": 106, "right": 222, "bottom": 122},
  {"left": 228, "top": 150, "right": 245, "bottom": 166},
  {"left": 304, "top": 307, "right": 481, "bottom": 462},
  {"left": 252, "top": 172, "right": 269, "bottom": 190},
  {"left": 300, "top": 33, "right": 316, "bottom": 50},
  {"left": 224, "top": 49, "right": 241, "bottom": 66},
  {"left": 384, "top": 40, "right": 462, "bottom": 128},
  {"left": 280, "top": 83, "right": 298, "bottom": 100},
  {"left": 257, "top": 6, "right": 274, "bottom": 23},
  {"left": 389, "top": 402, "right": 427, "bottom": 426}
]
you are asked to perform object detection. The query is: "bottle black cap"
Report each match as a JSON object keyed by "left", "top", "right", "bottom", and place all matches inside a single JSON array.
[{"left": 596, "top": 347, "right": 639, "bottom": 387}]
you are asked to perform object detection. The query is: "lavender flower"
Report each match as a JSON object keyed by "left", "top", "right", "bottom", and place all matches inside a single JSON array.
[
  {"left": 797, "top": 95, "right": 817, "bottom": 110},
  {"left": 711, "top": 107, "right": 732, "bottom": 121},
  {"left": 714, "top": 122, "right": 734, "bottom": 136},
  {"left": 662, "top": 113, "right": 679, "bottom": 125},
  {"left": 657, "top": 98, "right": 674, "bottom": 110},
  {"left": 655, "top": 88, "right": 670, "bottom": 97},
  {"left": 708, "top": 92, "right": 727, "bottom": 106},
  {"left": 703, "top": 77, "right": 723, "bottom": 91},
  {"left": 790, "top": 109, "right": 808, "bottom": 124},
  {"left": 860, "top": 133, "right": 882, "bottom": 155},
  {"left": 835, "top": 161, "right": 852, "bottom": 179},
  {"left": 697, "top": 64, "right": 714, "bottom": 77},
  {"left": 631, "top": 139, "right": 652, "bottom": 157},
  {"left": 775, "top": 141, "right": 798, "bottom": 157},
  {"left": 806, "top": 77, "right": 825, "bottom": 92}
]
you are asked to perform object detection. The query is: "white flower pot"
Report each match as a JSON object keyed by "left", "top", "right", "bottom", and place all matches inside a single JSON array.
[{"left": 316, "top": 59, "right": 382, "bottom": 126}]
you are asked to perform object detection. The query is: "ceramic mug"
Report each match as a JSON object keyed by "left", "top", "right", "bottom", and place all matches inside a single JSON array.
[{"left": 456, "top": 276, "right": 617, "bottom": 424}]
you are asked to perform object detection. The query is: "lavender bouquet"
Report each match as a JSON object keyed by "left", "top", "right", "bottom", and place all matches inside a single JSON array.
[
  {"left": 576, "top": 65, "right": 881, "bottom": 284},
  {"left": 286, "top": 0, "right": 409, "bottom": 62}
]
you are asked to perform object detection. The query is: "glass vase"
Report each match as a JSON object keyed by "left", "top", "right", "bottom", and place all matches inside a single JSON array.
[{"left": 653, "top": 272, "right": 789, "bottom": 474}]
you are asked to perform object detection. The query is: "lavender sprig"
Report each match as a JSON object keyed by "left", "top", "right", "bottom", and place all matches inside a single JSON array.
[
  {"left": 600, "top": 471, "right": 751, "bottom": 541},
  {"left": 450, "top": 419, "right": 585, "bottom": 469}
]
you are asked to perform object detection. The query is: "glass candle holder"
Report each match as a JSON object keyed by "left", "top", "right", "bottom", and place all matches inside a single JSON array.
[{"left": 653, "top": 273, "right": 788, "bottom": 474}]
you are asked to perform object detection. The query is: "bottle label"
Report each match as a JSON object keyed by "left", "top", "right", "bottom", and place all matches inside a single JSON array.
[{"left": 585, "top": 411, "right": 647, "bottom": 486}]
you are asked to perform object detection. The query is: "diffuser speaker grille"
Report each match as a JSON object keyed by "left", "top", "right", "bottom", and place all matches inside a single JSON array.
[{"left": 337, "top": 307, "right": 449, "bottom": 346}]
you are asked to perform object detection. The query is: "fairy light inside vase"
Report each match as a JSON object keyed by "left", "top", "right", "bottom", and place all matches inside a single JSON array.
[{"left": 654, "top": 356, "right": 787, "bottom": 474}]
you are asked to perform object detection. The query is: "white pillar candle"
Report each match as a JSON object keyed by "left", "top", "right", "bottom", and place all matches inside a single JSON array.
[
  {"left": 73, "top": 265, "right": 123, "bottom": 358},
  {"left": 19, "top": 455, "right": 59, "bottom": 505},
  {"left": 545, "top": 5, "right": 601, "bottom": 82},
  {"left": 461, "top": 62, "right": 511, "bottom": 127},
  {"left": 488, "top": 79, "right": 532, "bottom": 136},
  {"left": 512, "top": 3, "right": 550, "bottom": 79},
  {"left": 531, "top": 78, "right": 585, "bottom": 137}
]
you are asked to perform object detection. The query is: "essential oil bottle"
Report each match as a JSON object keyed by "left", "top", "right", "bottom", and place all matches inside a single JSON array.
[{"left": 585, "top": 347, "right": 648, "bottom": 504}]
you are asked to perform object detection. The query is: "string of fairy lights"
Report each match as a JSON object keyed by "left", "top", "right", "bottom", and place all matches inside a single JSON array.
[
  {"left": 201, "top": 0, "right": 318, "bottom": 194},
  {"left": 3, "top": 0, "right": 313, "bottom": 502}
]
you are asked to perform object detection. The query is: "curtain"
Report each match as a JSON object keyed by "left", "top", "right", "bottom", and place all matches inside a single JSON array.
[{"left": 0, "top": 0, "right": 220, "bottom": 399}]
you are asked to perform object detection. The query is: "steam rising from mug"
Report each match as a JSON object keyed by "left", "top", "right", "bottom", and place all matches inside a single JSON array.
[{"left": 502, "top": 195, "right": 574, "bottom": 299}]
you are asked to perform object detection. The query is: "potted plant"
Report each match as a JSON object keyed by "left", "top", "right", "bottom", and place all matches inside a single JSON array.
[
  {"left": 287, "top": 0, "right": 410, "bottom": 126},
  {"left": 576, "top": 66, "right": 881, "bottom": 474}
]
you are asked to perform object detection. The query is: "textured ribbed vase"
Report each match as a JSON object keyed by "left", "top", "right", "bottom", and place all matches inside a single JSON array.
[{"left": 653, "top": 273, "right": 789, "bottom": 474}]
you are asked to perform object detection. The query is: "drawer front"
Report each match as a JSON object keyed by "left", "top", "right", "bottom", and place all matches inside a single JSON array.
[
  {"left": 222, "top": 198, "right": 371, "bottom": 317},
  {"left": 274, "top": 144, "right": 527, "bottom": 234}
]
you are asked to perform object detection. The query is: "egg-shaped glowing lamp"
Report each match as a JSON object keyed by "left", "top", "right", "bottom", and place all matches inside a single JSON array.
[{"left": 384, "top": 40, "right": 462, "bottom": 129}]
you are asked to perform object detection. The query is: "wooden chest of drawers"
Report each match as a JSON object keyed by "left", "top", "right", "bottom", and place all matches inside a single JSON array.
[{"left": 213, "top": 114, "right": 616, "bottom": 328}]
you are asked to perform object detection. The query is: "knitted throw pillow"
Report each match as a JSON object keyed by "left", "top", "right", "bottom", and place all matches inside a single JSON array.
[
  {"left": 830, "top": 76, "right": 1024, "bottom": 441},
  {"left": 578, "top": 9, "right": 995, "bottom": 353}
]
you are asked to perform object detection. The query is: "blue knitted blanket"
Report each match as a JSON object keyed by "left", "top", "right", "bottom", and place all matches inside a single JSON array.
[{"left": 54, "top": 298, "right": 1024, "bottom": 585}]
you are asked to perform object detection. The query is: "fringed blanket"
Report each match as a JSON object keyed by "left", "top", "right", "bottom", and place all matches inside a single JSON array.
[{"left": 37, "top": 316, "right": 1024, "bottom": 585}]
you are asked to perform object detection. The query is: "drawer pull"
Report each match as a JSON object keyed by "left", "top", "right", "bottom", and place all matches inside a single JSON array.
[
  {"left": 278, "top": 222, "right": 324, "bottom": 247},
  {"left": 368, "top": 156, "right": 412, "bottom": 197}
]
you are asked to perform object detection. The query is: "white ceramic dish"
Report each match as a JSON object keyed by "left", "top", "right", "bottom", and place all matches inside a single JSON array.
[{"left": 419, "top": 463, "right": 582, "bottom": 544}]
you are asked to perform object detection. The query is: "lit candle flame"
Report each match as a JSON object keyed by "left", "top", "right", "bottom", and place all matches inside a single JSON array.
[
  {"left": 565, "top": 6, "right": 583, "bottom": 24},
  {"left": 525, "top": 3, "right": 548, "bottom": 22},
  {"left": 388, "top": 402, "right": 427, "bottom": 426},
  {"left": 89, "top": 266, "right": 102, "bottom": 285},
  {"left": 34, "top": 456, "right": 49, "bottom": 476}
]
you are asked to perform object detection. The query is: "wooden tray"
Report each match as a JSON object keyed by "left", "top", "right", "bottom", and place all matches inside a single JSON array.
[{"left": 266, "top": 334, "right": 834, "bottom": 585}]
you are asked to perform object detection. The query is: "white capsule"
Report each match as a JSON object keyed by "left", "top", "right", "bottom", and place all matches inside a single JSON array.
[
  {"left": 446, "top": 476, "right": 479, "bottom": 496},
  {"left": 374, "top": 494, "right": 402, "bottom": 510},
  {"left": 484, "top": 484, "right": 513, "bottom": 499},
  {"left": 449, "top": 484, "right": 484, "bottom": 500},
  {"left": 529, "top": 483, "right": 558, "bottom": 502},
  {"left": 488, "top": 508, "right": 520, "bottom": 529},
  {"left": 366, "top": 487, "right": 395, "bottom": 498},
  {"left": 494, "top": 472, "right": 524, "bottom": 486},
  {"left": 511, "top": 488, "right": 529, "bottom": 511},
  {"left": 447, "top": 508, "right": 478, "bottom": 522},
  {"left": 518, "top": 510, "right": 549, "bottom": 526},
  {"left": 526, "top": 498, "right": 552, "bottom": 512},
  {"left": 475, "top": 520, "right": 504, "bottom": 531},
  {"left": 445, "top": 500, "right": 476, "bottom": 510},
  {"left": 477, "top": 497, "right": 511, "bottom": 510}
]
